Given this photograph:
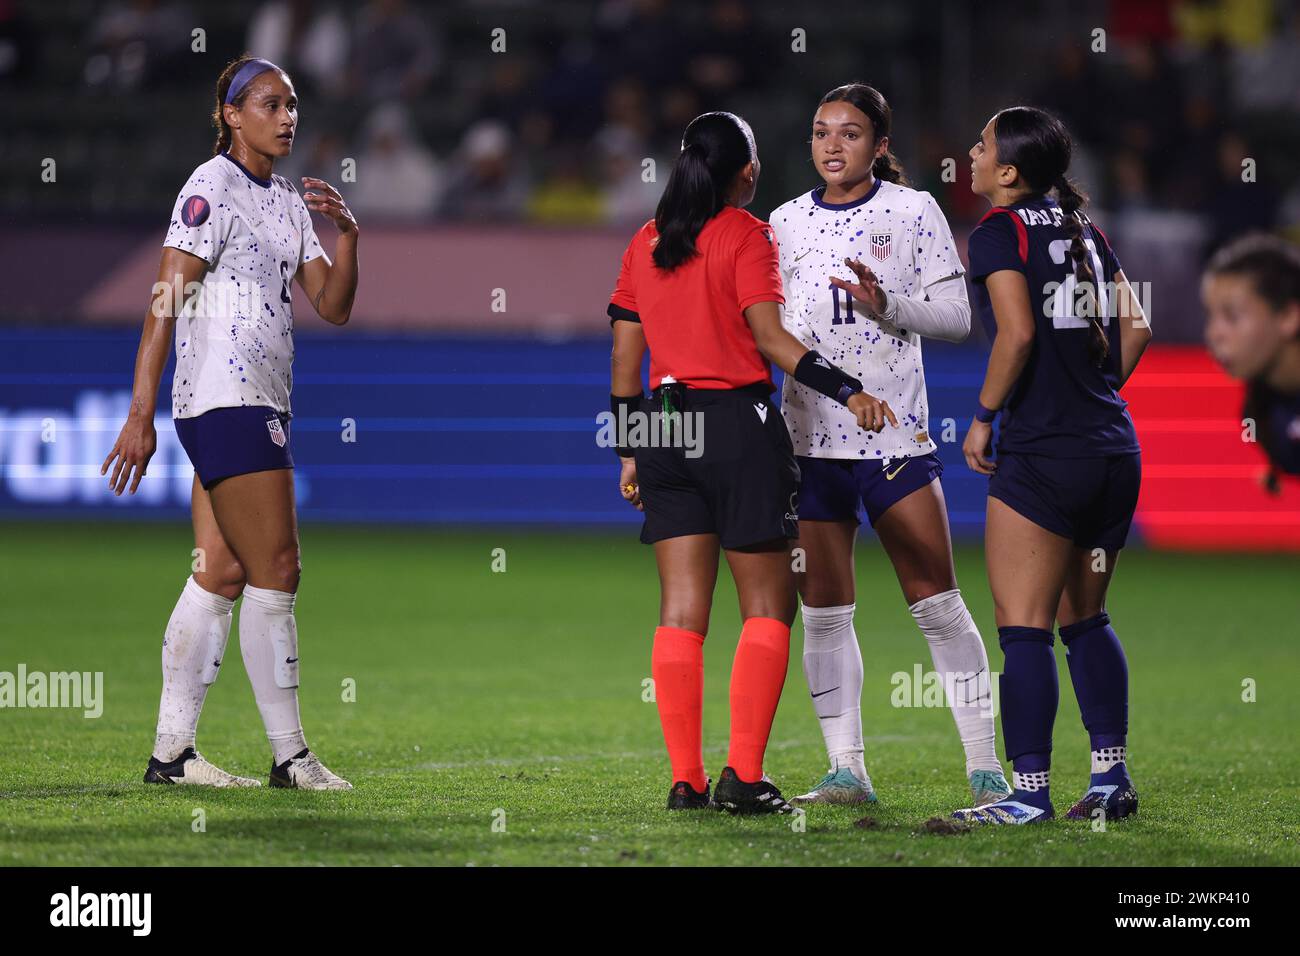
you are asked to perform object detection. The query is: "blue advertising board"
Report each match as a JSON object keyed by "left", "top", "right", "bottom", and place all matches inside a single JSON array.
[{"left": 0, "top": 328, "right": 993, "bottom": 533}]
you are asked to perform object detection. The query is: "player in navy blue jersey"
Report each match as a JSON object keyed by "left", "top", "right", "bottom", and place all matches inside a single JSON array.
[
  {"left": 953, "top": 107, "right": 1152, "bottom": 825},
  {"left": 1203, "top": 234, "right": 1300, "bottom": 483}
]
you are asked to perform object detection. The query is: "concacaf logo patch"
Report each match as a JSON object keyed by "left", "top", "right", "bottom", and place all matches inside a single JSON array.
[
  {"left": 182, "top": 195, "right": 210, "bottom": 227},
  {"left": 266, "top": 417, "right": 287, "bottom": 447}
]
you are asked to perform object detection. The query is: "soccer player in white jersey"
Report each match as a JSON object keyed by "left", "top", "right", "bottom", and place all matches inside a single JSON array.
[
  {"left": 101, "top": 55, "right": 359, "bottom": 790},
  {"left": 769, "top": 84, "right": 1011, "bottom": 808}
]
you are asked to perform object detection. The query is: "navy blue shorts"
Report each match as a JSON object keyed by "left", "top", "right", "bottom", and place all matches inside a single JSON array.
[
  {"left": 174, "top": 406, "right": 294, "bottom": 491},
  {"left": 988, "top": 451, "right": 1141, "bottom": 551},
  {"left": 797, "top": 452, "right": 943, "bottom": 526}
]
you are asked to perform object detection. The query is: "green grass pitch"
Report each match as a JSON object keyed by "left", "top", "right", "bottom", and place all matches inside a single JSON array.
[{"left": 1, "top": 521, "right": 1297, "bottom": 866}]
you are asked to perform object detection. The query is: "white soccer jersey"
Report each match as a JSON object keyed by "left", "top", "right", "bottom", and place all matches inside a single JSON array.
[
  {"left": 769, "top": 179, "right": 965, "bottom": 460},
  {"left": 163, "top": 152, "right": 323, "bottom": 419}
]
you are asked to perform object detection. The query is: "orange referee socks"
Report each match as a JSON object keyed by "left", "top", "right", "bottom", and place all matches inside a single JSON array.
[
  {"left": 728, "top": 617, "right": 791, "bottom": 783},
  {"left": 651, "top": 626, "right": 707, "bottom": 792}
]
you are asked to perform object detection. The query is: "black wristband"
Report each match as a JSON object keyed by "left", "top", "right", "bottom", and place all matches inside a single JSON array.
[
  {"left": 611, "top": 392, "right": 640, "bottom": 458},
  {"left": 794, "top": 350, "right": 864, "bottom": 406}
]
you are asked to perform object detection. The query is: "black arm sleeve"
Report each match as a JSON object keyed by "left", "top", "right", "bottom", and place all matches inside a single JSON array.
[
  {"left": 608, "top": 303, "right": 641, "bottom": 326},
  {"left": 793, "top": 350, "right": 864, "bottom": 406},
  {"left": 611, "top": 392, "right": 640, "bottom": 458}
]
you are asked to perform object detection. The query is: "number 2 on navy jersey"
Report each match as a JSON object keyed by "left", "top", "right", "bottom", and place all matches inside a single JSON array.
[
  {"left": 829, "top": 282, "right": 856, "bottom": 325},
  {"left": 1047, "top": 238, "right": 1108, "bottom": 329}
]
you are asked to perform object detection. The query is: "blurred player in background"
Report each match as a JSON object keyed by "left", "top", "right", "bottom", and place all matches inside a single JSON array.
[
  {"left": 955, "top": 107, "right": 1152, "bottom": 824},
  {"left": 1203, "top": 234, "right": 1300, "bottom": 484},
  {"left": 609, "top": 111, "right": 893, "bottom": 814},
  {"left": 101, "top": 54, "right": 359, "bottom": 790},
  {"left": 770, "top": 84, "right": 1010, "bottom": 810}
]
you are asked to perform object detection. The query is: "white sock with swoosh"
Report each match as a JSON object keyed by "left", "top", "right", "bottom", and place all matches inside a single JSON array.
[
  {"left": 801, "top": 602, "right": 867, "bottom": 782},
  {"left": 911, "top": 588, "right": 1001, "bottom": 776},
  {"left": 240, "top": 584, "right": 307, "bottom": 765}
]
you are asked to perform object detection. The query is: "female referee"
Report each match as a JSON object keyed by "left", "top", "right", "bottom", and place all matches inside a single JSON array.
[
  {"left": 101, "top": 54, "right": 358, "bottom": 790},
  {"left": 955, "top": 107, "right": 1152, "bottom": 824},
  {"left": 1203, "top": 233, "right": 1300, "bottom": 483},
  {"left": 770, "top": 83, "right": 1010, "bottom": 810},
  {"left": 609, "top": 111, "right": 894, "bottom": 814}
]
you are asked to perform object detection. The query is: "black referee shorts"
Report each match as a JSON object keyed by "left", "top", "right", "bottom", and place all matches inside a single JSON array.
[{"left": 635, "top": 383, "right": 800, "bottom": 549}]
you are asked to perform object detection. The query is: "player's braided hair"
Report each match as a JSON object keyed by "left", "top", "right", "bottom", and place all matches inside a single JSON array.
[
  {"left": 212, "top": 53, "right": 260, "bottom": 156},
  {"left": 994, "top": 105, "right": 1108, "bottom": 366},
  {"left": 817, "top": 83, "right": 909, "bottom": 187},
  {"left": 653, "top": 112, "right": 757, "bottom": 271},
  {"left": 1055, "top": 174, "right": 1108, "bottom": 366},
  {"left": 1206, "top": 234, "right": 1300, "bottom": 475}
]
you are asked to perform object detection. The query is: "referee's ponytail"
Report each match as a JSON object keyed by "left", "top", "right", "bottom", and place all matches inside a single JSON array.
[{"left": 654, "top": 112, "right": 757, "bottom": 272}]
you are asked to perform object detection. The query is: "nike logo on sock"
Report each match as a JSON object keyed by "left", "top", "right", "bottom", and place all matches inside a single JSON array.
[
  {"left": 811, "top": 686, "right": 840, "bottom": 698},
  {"left": 285, "top": 657, "right": 299, "bottom": 664}
]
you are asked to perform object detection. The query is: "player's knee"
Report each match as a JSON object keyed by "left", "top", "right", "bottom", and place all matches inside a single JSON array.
[
  {"left": 902, "top": 575, "right": 957, "bottom": 607},
  {"left": 660, "top": 602, "right": 710, "bottom": 637},
  {"left": 741, "top": 597, "right": 797, "bottom": 627},
  {"left": 799, "top": 577, "right": 854, "bottom": 608},
  {"left": 1058, "top": 602, "right": 1104, "bottom": 630},
  {"left": 267, "top": 548, "right": 302, "bottom": 593},
  {"left": 195, "top": 558, "right": 246, "bottom": 601}
]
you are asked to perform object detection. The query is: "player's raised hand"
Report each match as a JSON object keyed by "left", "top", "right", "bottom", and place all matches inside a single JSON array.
[
  {"left": 846, "top": 391, "right": 898, "bottom": 433},
  {"left": 963, "top": 417, "right": 997, "bottom": 475},
  {"left": 302, "top": 177, "right": 357, "bottom": 236},
  {"left": 101, "top": 415, "right": 157, "bottom": 496},
  {"left": 829, "top": 257, "right": 888, "bottom": 317},
  {"left": 619, "top": 457, "right": 643, "bottom": 511}
]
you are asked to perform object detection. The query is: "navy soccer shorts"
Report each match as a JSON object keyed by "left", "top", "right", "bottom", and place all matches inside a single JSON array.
[
  {"left": 796, "top": 452, "right": 944, "bottom": 527},
  {"left": 174, "top": 406, "right": 294, "bottom": 491},
  {"left": 988, "top": 451, "right": 1141, "bottom": 551}
]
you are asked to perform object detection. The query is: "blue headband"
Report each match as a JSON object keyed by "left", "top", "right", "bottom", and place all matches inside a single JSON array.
[{"left": 224, "top": 58, "right": 281, "bottom": 104}]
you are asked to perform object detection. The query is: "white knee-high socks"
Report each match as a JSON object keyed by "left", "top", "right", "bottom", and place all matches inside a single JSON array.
[
  {"left": 239, "top": 584, "right": 308, "bottom": 765},
  {"left": 153, "top": 576, "right": 234, "bottom": 762},
  {"left": 911, "top": 588, "right": 1001, "bottom": 776}
]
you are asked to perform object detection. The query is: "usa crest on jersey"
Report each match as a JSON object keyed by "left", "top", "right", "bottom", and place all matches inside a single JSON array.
[{"left": 870, "top": 231, "right": 893, "bottom": 261}]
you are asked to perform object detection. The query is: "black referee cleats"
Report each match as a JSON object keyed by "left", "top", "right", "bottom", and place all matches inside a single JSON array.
[
  {"left": 667, "top": 777, "right": 712, "bottom": 810},
  {"left": 713, "top": 766, "right": 801, "bottom": 816}
]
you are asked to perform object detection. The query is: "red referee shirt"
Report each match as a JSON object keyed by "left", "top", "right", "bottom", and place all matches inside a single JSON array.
[{"left": 608, "top": 206, "right": 784, "bottom": 390}]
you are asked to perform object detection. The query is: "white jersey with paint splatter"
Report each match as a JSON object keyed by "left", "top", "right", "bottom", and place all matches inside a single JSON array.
[
  {"left": 769, "top": 179, "right": 964, "bottom": 461},
  {"left": 163, "top": 152, "right": 323, "bottom": 419}
]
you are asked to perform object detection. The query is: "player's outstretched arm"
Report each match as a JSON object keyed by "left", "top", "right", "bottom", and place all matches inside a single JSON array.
[
  {"left": 101, "top": 247, "right": 208, "bottom": 495},
  {"left": 743, "top": 300, "right": 898, "bottom": 433},
  {"left": 1114, "top": 269, "right": 1152, "bottom": 387},
  {"left": 296, "top": 177, "right": 358, "bottom": 326}
]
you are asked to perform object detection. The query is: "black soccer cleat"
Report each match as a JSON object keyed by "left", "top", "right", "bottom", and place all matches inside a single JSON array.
[
  {"left": 269, "top": 748, "right": 353, "bottom": 790},
  {"left": 143, "top": 747, "right": 261, "bottom": 787},
  {"left": 667, "top": 778, "right": 712, "bottom": 810},
  {"left": 143, "top": 747, "right": 197, "bottom": 784},
  {"left": 712, "top": 766, "right": 801, "bottom": 816}
]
